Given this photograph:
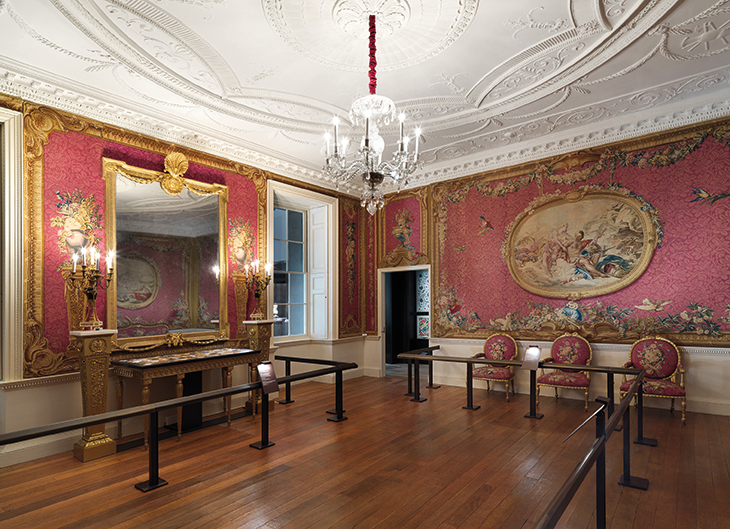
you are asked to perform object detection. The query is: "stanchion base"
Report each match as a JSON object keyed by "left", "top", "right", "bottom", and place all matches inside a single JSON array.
[
  {"left": 404, "top": 392, "right": 415, "bottom": 397},
  {"left": 327, "top": 416, "right": 348, "bottom": 422},
  {"left": 619, "top": 475, "right": 649, "bottom": 490},
  {"left": 326, "top": 408, "right": 346, "bottom": 415},
  {"left": 634, "top": 437, "right": 658, "bottom": 447},
  {"left": 135, "top": 478, "right": 168, "bottom": 492},
  {"left": 276, "top": 399, "right": 294, "bottom": 405},
  {"left": 250, "top": 441, "right": 275, "bottom": 450},
  {"left": 463, "top": 405, "right": 480, "bottom": 411},
  {"left": 524, "top": 412, "right": 544, "bottom": 419},
  {"left": 410, "top": 397, "right": 427, "bottom": 403},
  {"left": 427, "top": 384, "right": 441, "bottom": 389},
  {"left": 615, "top": 424, "right": 623, "bottom": 431}
]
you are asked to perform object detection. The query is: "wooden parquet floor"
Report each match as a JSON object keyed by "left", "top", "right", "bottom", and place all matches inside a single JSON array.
[{"left": 0, "top": 376, "right": 728, "bottom": 529}]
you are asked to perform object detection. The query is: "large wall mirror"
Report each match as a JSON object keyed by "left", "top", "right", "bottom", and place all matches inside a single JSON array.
[{"left": 103, "top": 155, "right": 229, "bottom": 349}]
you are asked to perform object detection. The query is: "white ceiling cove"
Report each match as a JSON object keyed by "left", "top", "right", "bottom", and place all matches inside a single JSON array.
[{"left": 1, "top": 0, "right": 730, "bottom": 194}]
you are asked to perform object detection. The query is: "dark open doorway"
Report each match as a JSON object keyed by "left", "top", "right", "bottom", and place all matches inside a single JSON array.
[{"left": 384, "top": 269, "right": 429, "bottom": 365}]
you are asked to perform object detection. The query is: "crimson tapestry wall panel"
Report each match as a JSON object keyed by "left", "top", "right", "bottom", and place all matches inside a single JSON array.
[
  {"left": 433, "top": 127, "right": 730, "bottom": 345},
  {"left": 339, "top": 198, "right": 362, "bottom": 337}
]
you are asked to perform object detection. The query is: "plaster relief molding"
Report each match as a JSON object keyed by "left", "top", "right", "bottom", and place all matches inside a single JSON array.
[
  {"left": 0, "top": 65, "right": 332, "bottom": 187},
  {"left": 97, "top": 0, "right": 240, "bottom": 95},
  {"left": 470, "top": 0, "right": 682, "bottom": 119},
  {"left": 410, "top": 95, "right": 730, "bottom": 188},
  {"left": 683, "top": 346, "right": 730, "bottom": 356},
  {"left": 418, "top": 64, "right": 730, "bottom": 166},
  {"left": 49, "top": 0, "right": 338, "bottom": 132},
  {"left": 263, "top": 0, "right": 478, "bottom": 72},
  {"left": 505, "top": 6, "right": 571, "bottom": 39}
]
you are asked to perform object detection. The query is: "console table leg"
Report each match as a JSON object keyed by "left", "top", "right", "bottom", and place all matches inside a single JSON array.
[
  {"left": 116, "top": 377, "right": 124, "bottom": 439},
  {"left": 142, "top": 379, "right": 151, "bottom": 450},
  {"left": 176, "top": 374, "right": 184, "bottom": 441}
]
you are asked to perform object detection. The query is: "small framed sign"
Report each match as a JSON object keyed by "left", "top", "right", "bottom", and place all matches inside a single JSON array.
[
  {"left": 522, "top": 345, "right": 541, "bottom": 371},
  {"left": 257, "top": 362, "right": 278, "bottom": 395}
]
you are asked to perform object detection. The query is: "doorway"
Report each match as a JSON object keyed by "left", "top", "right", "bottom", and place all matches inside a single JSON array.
[{"left": 383, "top": 268, "right": 429, "bottom": 375}]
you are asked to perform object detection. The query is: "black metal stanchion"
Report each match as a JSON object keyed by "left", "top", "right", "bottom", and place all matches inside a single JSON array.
[
  {"left": 327, "top": 370, "right": 348, "bottom": 422},
  {"left": 607, "top": 372, "right": 622, "bottom": 431},
  {"left": 426, "top": 353, "right": 440, "bottom": 389},
  {"left": 524, "top": 369, "right": 544, "bottom": 419},
  {"left": 463, "top": 362, "right": 480, "bottom": 410},
  {"left": 405, "top": 358, "right": 414, "bottom": 397},
  {"left": 634, "top": 381, "right": 657, "bottom": 446},
  {"left": 619, "top": 402, "right": 649, "bottom": 489},
  {"left": 276, "top": 359, "right": 294, "bottom": 405},
  {"left": 410, "top": 357, "right": 427, "bottom": 402},
  {"left": 135, "top": 411, "right": 168, "bottom": 492},
  {"left": 596, "top": 402, "right": 607, "bottom": 529},
  {"left": 250, "top": 392, "right": 275, "bottom": 449}
]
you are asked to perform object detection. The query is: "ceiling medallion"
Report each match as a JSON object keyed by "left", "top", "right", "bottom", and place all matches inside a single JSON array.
[
  {"left": 333, "top": 0, "right": 410, "bottom": 38},
  {"left": 324, "top": 15, "right": 421, "bottom": 215}
]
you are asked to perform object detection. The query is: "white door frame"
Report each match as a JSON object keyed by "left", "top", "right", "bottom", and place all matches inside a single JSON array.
[{"left": 377, "top": 264, "right": 431, "bottom": 377}]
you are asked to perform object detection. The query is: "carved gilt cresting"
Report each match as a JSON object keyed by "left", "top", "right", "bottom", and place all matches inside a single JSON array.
[{"left": 69, "top": 329, "right": 117, "bottom": 462}]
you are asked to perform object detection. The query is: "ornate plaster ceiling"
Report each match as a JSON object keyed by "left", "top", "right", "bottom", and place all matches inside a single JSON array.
[{"left": 1, "top": 0, "right": 729, "bottom": 194}]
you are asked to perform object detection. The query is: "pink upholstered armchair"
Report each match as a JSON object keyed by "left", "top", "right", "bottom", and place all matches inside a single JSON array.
[
  {"left": 620, "top": 336, "right": 686, "bottom": 424},
  {"left": 536, "top": 333, "right": 593, "bottom": 411},
  {"left": 472, "top": 334, "right": 518, "bottom": 401}
]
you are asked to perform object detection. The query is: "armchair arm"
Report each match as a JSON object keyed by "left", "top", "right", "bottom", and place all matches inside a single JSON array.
[{"left": 539, "top": 356, "right": 553, "bottom": 375}]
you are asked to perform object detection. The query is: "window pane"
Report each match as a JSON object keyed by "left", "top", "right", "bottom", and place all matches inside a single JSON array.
[
  {"left": 274, "top": 240, "right": 287, "bottom": 271},
  {"left": 273, "top": 273, "right": 288, "bottom": 304},
  {"left": 289, "top": 242, "right": 303, "bottom": 272},
  {"left": 288, "top": 210, "right": 303, "bottom": 242},
  {"left": 274, "top": 304, "right": 288, "bottom": 337},
  {"left": 274, "top": 207, "right": 287, "bottom": 240},
  {"left": 290, "top": 304, "right": 305, "bottom": 336},
  {"left": 290, "top": 273, "right": 305, "bottom": 303}
]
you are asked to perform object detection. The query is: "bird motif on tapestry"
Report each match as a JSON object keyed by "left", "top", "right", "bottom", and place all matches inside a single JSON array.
[
  {"left": 477, "top": 216, "right": 494, "bottom": 236},
  {"left": 634, "top": 298, "right": 672, "bottom": 312}
]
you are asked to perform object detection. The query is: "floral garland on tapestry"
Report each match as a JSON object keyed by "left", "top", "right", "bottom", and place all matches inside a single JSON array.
[{"left": 434, "top": 127, "right": 730, "bottom": 343}]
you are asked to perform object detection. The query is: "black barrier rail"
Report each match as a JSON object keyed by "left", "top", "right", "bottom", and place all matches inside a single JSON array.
[
  {"left": 534, "top": 371, "right": 647, "bottom": 529},
  {"left": 274, "top": 355, "right": 354, "bottom": 422},
  {"left": 396, "top": 352, "right": 655, "bottom": 443},
  {"left": 401, "top": 346, "right": 441, "bottom": 398},
  {"left": 0, "top": 361, "right": 357, "bottom": 492}
]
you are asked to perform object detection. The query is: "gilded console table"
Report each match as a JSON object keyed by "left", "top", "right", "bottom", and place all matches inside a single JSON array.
[{"left": 112, "top": 347, "right": 258, "bottom": 448}]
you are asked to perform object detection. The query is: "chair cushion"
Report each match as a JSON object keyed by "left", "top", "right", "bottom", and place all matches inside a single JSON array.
[
  {"left": 630, "top": 338, "right": 678, "bottom": 379},
  {"left": 536, "top": 371, "right": 590, "bottom": 388},
  {"left": 474, "top": 366, "right": 512, "bottom": 380},
  {"left": 550, "top": 335, "right": 591, "bottom": 366},
  {"left": 484, "top": 335, "right": 517, "bottom": 361},
  {"left": 620, "top": 378, "right": 686, "bottom": 397}
]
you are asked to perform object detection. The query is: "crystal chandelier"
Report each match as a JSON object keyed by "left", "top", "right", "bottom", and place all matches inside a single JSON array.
[{"left": 324, "top": 15, "right": 422, "bottom": 215}]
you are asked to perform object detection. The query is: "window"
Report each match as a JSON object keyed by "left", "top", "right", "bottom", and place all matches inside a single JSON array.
[
  {"left": 267, "top": 181, "right": 337, "bottom": 341},
  {"left": 273, "top": 207, "right": 306, "bottom": 337}
]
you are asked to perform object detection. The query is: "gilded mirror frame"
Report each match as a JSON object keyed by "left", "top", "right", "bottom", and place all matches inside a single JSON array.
[{"left": 103, "top": 155, "right": 229, "bottom": 349}]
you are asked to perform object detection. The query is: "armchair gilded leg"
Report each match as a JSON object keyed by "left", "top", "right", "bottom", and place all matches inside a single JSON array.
[
  {"left": 176, "top": 374, "right": 185, "bottom": 441},
  {"left": 670, "top": 397, "right": 675, "bottom": 412},
  {"left": 681, "top": 399, "right": 686, "bottom": 424},
  {"left": 504, "top": 381, "right": 510, "bottom": 402},
  {"left": 554, "top": 387, "right": 559, "bottom": 399},
  {"left": 584, "top": 388, "right": 589, "bottom": 411},
  {"left": 536, "top": 386, "right": 540, "bottom": 407}
]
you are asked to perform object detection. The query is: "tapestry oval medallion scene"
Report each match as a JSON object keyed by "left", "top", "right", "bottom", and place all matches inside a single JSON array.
[{"left": 506, "top": 188, "right": 659, "bottom": 299}]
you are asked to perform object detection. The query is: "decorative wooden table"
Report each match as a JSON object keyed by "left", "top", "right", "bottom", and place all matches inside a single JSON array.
[{"left": 112, "top": 347, "right": 259, "bottom": 448}]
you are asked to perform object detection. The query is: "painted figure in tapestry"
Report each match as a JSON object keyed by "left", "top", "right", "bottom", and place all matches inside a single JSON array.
[
  {"left": 512, "top": 200, "right": 641, "bottom": 290},
  {"left": 392, "top": 208, "right": 417, "bottom": 252}
]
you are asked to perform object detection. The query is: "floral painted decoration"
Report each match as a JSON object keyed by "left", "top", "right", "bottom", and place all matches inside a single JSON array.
[
  {"left": 229, "top": 218, "right": 255, "bottom": 272},
  {"left": 50, "top": 189, "right": 103, "bottom": 259}
]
